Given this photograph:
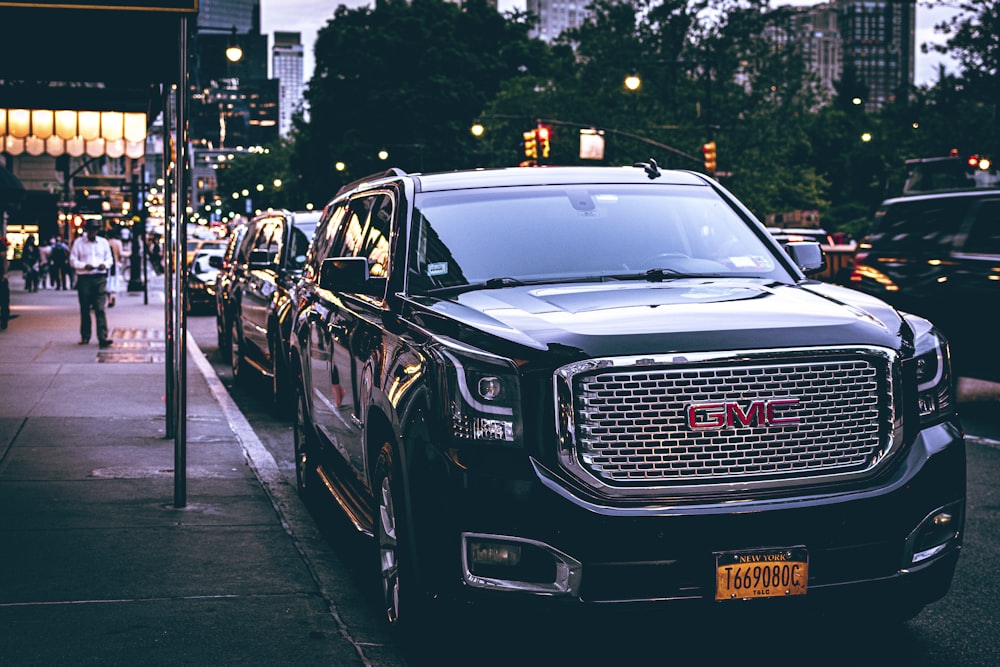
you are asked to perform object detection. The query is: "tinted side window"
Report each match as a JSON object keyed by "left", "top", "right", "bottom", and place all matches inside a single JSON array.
[
  {"left": 235, "top": 222, "right": 257, "bottom": 264},
  {"left": 252, "top": 219, "right": 282, "bottom": 266},
  {"left": 871, "top": 198, "right": 969, "bottom": 252},
  {"left": 359, "top": 195, "right": 392, "bottom": 278},
  {"left": 961, "top": 198, "right": 1000, "bottom": 256},
  {"left": 305, "top": 203, "right": 348, "bottom": 281}
]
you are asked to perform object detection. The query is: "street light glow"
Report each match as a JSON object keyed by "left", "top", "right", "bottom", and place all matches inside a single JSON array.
[
  {"left": 624, "top": 72, "right": 641, "bottom": 91},
  {"left": 471, "top": 123, "right": 484, "bottom": 137},
  {"left": 861, "top": 132, "right": 873, "bottom": 142}
]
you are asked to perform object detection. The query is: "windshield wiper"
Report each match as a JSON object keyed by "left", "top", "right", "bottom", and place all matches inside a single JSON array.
[
  {"left": 606, "top": 267, "right": 687, "bottom": 282},
  {"left": 425, "top": 276, "right": 526, "bottom": 296}
]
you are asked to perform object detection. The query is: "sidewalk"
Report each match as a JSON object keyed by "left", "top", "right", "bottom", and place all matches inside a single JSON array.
[{"left": 0, "top": 273, "right": 397, "bottom": 665}]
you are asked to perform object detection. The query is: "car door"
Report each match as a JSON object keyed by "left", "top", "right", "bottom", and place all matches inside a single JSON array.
[
  {"left": 244, "top": 216, "right": 283, "bottom": 366},
  {"left": 330, "top": 192, "right": 394, "bottom": 479},
  {"left": 310, "top": 200, "right": 370, "bottom": 469}
]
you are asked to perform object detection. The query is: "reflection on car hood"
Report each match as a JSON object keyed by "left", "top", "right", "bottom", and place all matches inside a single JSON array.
[{"left": 416, "top": 279, "right": 905, "bottom": 355}]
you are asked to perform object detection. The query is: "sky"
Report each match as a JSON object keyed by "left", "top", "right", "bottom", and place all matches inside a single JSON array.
[{"left": 260, "top": 0, "right": 961, "bottom": 88}]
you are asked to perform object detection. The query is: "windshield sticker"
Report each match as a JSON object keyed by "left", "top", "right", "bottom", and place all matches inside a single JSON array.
[
  {"left": 427, "top": 262, "right": 449, "bottom": 277},
  {"left": 729, "top": 255, "right": 774, "bottom": 270}
]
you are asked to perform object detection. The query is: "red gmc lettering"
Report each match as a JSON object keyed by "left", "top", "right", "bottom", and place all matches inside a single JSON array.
[{"left": 687, "top": 399, "right": 800, "bottom": 430}]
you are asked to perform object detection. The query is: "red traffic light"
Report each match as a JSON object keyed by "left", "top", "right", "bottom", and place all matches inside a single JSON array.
[
  {"left": 536, "top": 126, "right": 551, "bottom": 159},
  {"left": 967, "top": 154, "right": 980, "bottom": 168}
]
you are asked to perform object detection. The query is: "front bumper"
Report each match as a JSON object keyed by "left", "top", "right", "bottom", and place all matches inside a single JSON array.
[{"left": 418, "top": 420, "right": 965, "bottom": 610}]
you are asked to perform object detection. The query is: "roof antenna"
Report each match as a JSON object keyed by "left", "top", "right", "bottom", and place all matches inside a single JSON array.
[{"left": 633, "top": 158, "right": 661, "bottom": 180}]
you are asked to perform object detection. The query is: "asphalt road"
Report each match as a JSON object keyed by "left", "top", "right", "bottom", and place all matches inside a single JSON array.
[{"left": 186, "top": 311, "right": 1000, "bottom": 666}]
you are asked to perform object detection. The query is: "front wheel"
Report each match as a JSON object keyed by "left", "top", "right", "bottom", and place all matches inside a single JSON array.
[
  {"left": 216, "top": 308, "right": 230, "bottom": 358},
  {"left": 374, "top": 441, "right": 434, "bottom": 641},
  {"left": 230, "top": 319, "right": 248, "bottom": 382},
  {"left": 293, "top": 376, "right": 318, "bottom": 498},
  {"left": 271, "top": 335, "right": 294, "bottom": 418}
]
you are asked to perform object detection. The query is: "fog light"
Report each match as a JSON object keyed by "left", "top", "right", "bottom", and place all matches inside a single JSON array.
[
  {"left": 908, "top": 504, "right": 962, "bottom": 565},
  {"left": 468, "top": 539, "right": 522, "bottom": 568}
]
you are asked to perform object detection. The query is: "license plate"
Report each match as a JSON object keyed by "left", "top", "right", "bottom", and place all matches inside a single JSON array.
[{"left": 715, "top": 547, "right": 808, "bottom": 601}]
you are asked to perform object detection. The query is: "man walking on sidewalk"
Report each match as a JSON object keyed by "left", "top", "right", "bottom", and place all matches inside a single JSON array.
[{"left": 70, "top": 218, "right": 114, "bottom": 348}]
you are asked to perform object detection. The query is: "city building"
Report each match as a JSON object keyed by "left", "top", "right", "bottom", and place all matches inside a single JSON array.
[
  {"left": 765, "top": 3, "right": 841, "bottom": 107},
  {"left": 766, "top": 0, "right": 915, "bottom": 111},
  {"left": 272, "top": 31, "right": 306, "bottom": 137},
  {"left": 838, "top": 0, "right": 915, "bottom": 111},
  {"left": 526, "top": 0, "right": 590, "bottom": 42}
]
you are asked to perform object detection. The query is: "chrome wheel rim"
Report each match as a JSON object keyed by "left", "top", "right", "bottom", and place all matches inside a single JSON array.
[
  {"left": 293, "top": 385, "right": 309, "bottom": 491},
  {"left": 229, "top": 321, "right": 240, "bottom": 378},
  {"left": 378, "top": 470, "right": 401, "bottom": 624}
]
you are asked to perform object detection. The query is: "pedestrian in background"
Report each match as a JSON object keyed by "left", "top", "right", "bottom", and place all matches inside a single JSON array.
[
  {"left": 69, "top": 219, "right": 113, "bottom": 348},
  {"left": 0, "top": 237, "right": 10, "bottom": 330},
  {"left": 21, "top": 236, "right": 40, "bottom": 292},
  {"left": 37, "top": 238, "right": 51, "bottom": 289},
  {"left": 106, "top": 229, "right": 124, "bottom": 307},
  {"left": 49, "top": 236, "right": 70, "bottom": 290}
]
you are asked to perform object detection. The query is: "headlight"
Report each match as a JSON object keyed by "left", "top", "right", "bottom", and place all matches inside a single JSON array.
[
  {"left": 440, "top": 342, "right": 523, "bottom": 447},
  {"left": 905, "top": 314, "right": 955, "bottom": 426}
]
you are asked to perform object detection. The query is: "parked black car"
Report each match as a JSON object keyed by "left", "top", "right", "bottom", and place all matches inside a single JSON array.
[
  {"left": 289, "top": 165, "right": 964, "bottom": 641},
  {"left": 212, "top": 221, "right": 248, "bottom": 353},
  {"left": 228, "top": 209, "right": 319, "bottom": 412},
  {"left": 849, "top": 184, "right": 1000, "bottom": 378}
]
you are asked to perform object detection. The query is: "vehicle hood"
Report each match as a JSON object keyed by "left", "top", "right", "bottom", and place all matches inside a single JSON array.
[{"left": 412, "top": 279, "right": 907, "bottom": 357}]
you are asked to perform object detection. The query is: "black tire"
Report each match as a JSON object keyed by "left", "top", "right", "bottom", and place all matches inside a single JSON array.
[
  {"left": 293, "top": 376, "right": 319, "bottom": 498},
  {"left": 271, "top": 335, "right": 294, "bottom": 418},
  {"left": 230, "top": 319, "right": 248, "bottom": 382},
  {"left": 374, "top": 440, "right": 437, "bottom": 643},
  {"left": 216, "top": 309, "right": 229, "bottom": 357}
]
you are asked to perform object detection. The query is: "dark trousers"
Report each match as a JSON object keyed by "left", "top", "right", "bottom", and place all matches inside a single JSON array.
[
  {"left": 0, "top": 276, "right": 9, "bottom": 329},
  {"left": 76, "top": 274, "right": 108, "bottom": 342}
]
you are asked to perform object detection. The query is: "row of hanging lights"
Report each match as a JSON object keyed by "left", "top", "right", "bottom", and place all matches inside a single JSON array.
[{"left": 0, "top": 108, "right": 147, "bottom": 158}]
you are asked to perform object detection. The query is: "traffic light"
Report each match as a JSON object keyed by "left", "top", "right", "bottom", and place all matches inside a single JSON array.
[
  {"left": 702, "top": 141, "right": 717, "bottom": 173},
  {"left": 537, "top": 126, "right": 551, "bottom": 159},
  {"left": 523, "top": 130, "right": 538, "bottom": 159}
]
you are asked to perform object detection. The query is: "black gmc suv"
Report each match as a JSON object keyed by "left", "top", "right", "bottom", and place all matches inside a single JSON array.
[
  {"left": 228, "top": 209, "right": 319, "bottom": 412},
  {"left": 289, "top": 165, "right": 964, "bottom": 637}
]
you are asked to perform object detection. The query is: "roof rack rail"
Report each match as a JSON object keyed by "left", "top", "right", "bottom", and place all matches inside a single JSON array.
[{"left": 335, "top": 168, "right": 408, "bottom": 197}]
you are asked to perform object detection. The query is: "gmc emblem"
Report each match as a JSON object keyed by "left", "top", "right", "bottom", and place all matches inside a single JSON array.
[{"left": 686, "top": 398, "right": 800, "bottom": 430}]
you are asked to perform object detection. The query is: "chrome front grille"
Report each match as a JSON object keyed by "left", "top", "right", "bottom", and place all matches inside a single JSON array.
[{"left": 556, "top": 349, "right": 895, "bottom": 490}]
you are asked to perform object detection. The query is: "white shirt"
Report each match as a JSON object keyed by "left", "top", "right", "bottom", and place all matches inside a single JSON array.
[{"left": 70, "top": 234, "right": 114, "bottom": 276}]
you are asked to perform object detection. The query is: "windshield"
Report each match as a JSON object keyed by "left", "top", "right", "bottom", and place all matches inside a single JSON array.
[{"left": 407, "top": 183, "right": 791, "bottom": 295}]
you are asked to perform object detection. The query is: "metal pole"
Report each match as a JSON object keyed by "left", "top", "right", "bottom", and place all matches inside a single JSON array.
[
  {"left": 163, "top": 86, "right": 175, "bottom": 441},
  {"left": 174, "top": 16, "right": 189, "bottom": 508}
]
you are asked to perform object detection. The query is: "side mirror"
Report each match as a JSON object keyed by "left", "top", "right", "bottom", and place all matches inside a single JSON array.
[
  {"left": 784, "top": 241, "right": 826, "bottom": 276},
  {"left": 319, "top": 256, "right": 385, "bottom": 297}
]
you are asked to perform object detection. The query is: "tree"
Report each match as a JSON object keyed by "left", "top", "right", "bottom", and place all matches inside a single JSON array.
[
  {"left": 214, "top": 139, "right": 308, "bottom": 216},
  {"left": 293, "top": 0, "right": 546, "bottom": 204},
  {"left": 925, "top": 0, "right": 1000, "bottom": 158}
]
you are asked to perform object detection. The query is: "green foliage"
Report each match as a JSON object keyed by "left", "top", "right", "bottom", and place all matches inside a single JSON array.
[
  {"left": 212, "top": 0, "right": 998, "bottom": 235},
  {"left": 294, "top": 0, "right": 542, "bottom": 203},
  {"left": 214, "top": 139, "right": 311, "bottom": 214}
]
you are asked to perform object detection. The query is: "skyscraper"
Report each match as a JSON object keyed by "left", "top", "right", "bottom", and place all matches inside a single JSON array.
[
  {"left": 272, "top": 32, "right": 305, "bottom": 137},
  {"left": 766, "top": 0, "right": 915, "bottom": 112},
  {"left": 526, "top": 0, "right": 589, "bottom": 42},
  {"left": 838, "top": 0, "right": 915, "bottom": 110}
]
